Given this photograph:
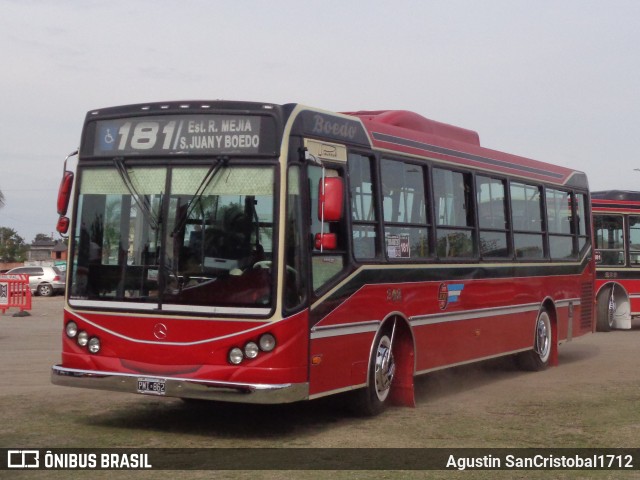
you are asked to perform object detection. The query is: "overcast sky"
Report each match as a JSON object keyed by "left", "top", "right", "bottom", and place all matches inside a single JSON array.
[{"left": 1, "top": 0, "right": 639, "bottom": 243}]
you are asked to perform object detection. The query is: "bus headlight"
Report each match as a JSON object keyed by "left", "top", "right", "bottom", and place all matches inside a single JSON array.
[
  {"left": 88, "top": 337, "right": 101, "bottom": 354},
  {"left": 228, "top": 347, "right": 244, "bottom": 365},
  {"left": 65, "top": 321, "right": 78, "bottom": 338},
  {"left": 77, "top": 331, "right": 89, "bottom": 347},
  {"left": 259, "top": 333, "right": 276, "bottom": 352},
  {"left": 244, "top": 342, "right": 259, "bottom": 359}
]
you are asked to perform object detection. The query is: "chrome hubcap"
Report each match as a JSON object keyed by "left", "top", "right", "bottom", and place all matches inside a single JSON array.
[
  {"left": 535, "top": 313, "right": 551, "bottom": 362},
  {"left": 374, "top": 335, "right": 395, "bottom": 401}
]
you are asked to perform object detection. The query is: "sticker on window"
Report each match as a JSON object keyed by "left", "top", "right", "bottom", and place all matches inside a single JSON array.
[{"left": 386, "top": 234, "right": 410, "bottom": 259}]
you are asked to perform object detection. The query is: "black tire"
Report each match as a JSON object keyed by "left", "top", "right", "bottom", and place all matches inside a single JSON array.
[
  {"left": 37, "top": 283, "right": 54, "bottom": 297},
  {"left": 516, "top": 309, "right": 552, "bottom": 371},
  {"left": 352, "top": 329, "right": 395, "bottom": 416},
  {"left": 596, "top": 287, "right": 615, "bottom": 332}
]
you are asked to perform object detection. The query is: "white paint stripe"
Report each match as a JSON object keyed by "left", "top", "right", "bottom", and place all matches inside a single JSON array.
[
  {"left": 409, "top": 303, "right": 541, "bottom": 327},
  {"left": 310, "top": 321, "right": 380, "bottom": 339},
  {"left": 309, "top": 299, "right": 581, "bottom": 339}
]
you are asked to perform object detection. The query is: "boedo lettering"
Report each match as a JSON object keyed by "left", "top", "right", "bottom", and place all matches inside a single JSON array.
[
  {"left": 224, "top": 134, "right": 260, "bottom": 148},
  {"left": 311, "top": 114, "right": 358, "bottom": 140}
]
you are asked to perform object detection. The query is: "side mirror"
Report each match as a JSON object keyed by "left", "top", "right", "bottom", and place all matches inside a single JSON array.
[
  {"left": 57, "top": 171, "right": 74, "bottom": 215},
  {"left": 56, "top": 216, "right": 70, "bottom": 234},
  {"left": 315, "top": 233, "right": 337, "bottom": 251},
  {"left": 318, "top": 176, "right": 344, "bottom": 222}
]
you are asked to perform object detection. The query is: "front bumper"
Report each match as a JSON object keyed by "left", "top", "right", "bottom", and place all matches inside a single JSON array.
[{"left": 51, "top": 365, "right": 309, "bottom": 404}]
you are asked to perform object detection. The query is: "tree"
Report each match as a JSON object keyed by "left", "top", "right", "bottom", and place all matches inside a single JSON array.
[
  {"left": 0, "top": 227, "right": 27, "bottom": 263},
  {"left": 34, "top": 233, "right": 54, "bottom": 242}
]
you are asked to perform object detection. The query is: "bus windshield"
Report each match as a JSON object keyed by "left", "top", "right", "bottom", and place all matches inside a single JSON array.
[{"left": 69, "top": 163, "right": 276, "bottom": 313}]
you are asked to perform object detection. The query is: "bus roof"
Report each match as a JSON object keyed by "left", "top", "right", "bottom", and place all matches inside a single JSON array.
[
  {"left": 81, "top": 100, "right": 589, "bottom": 190},
  {"left": 592, "top": 190, "right": 640, "bottom": 202},
  {"left": 592, "top": 190, "right": 640, "bottom": 213},
  {"left": 342, "top": 109, "right": 588, "bottom": 189},
  {"left": 342, "top": 110, "right": 481, "bottom": 146}
]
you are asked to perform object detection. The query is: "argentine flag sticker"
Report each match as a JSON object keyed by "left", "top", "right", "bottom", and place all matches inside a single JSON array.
[{"left": 447, "top": 283, "right": 465, "bottom": 303}]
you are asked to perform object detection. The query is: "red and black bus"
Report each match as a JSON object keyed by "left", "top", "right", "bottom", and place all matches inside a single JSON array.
[
  {"left": 592, "top": 190, "right": 640, "bottom": 331},
  {"left": 52, "top": 101, "right": 595, "bottom": 415}
]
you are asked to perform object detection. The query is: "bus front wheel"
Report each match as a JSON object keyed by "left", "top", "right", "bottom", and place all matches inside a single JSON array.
[
  {"left": 516, "top": 309, "right": 552, "bottom": 371},
  {"left": 352, "top": 329, "right": 395, "bottom": 416}
]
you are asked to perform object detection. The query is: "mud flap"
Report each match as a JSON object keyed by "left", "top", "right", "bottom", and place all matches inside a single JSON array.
[{"left": 388, "top": 338, "right": 415, "bottom": 407}]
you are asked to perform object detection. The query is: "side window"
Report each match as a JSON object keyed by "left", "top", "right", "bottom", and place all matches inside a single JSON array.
[
  {"left": 284, "top": 166, "right": 308, "bottom": 310},
  {"left": 381, "top": 159, "right": 430, "bottom": 259},
  {"left": 510, "top": 182, "right": 544, "bottom": 259},
  {"left": 629, "top": 216, "right": 640, "bottom": 266},
  {"left": 433, "top": 168, "right": 474, "bottom": 258},
  {"left": 594, "top": 214, "right": 624, "bottom": 266},
  {"left": 546, "top": 188, "right": 575, "bottom": 259},
  {"left": 29, "top": 268, "right": 44, "bottom": 276},
  {"left": 348, "top": 154, "right": 377, "bottom": 259},
  {"left": 476, "top": 176, "right": 509, "bottom": 258}
]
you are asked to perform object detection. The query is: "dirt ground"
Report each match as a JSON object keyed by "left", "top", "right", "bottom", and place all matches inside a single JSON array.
[{"left": 1, "top": 296, "right": 640, "bottom": 479}]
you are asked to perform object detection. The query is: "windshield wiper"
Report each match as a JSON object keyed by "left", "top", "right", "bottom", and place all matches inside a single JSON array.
[
  {"left": 114, "top": 158, "right": 161, "bottom": 231},
  {"left": 171, "top": 156, "right": 229, "bottom": 237}
]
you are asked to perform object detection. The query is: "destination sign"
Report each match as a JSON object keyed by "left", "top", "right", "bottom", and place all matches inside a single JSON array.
[{"left": 91, "top": 114, "right": 271, "bottom": 156}]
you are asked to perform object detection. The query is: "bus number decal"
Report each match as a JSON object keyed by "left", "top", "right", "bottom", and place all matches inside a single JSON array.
[{"left": 387, "top": 288, "right": 402, "bottom": 304}]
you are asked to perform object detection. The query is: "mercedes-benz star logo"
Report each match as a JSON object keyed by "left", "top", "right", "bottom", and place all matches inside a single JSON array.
[{"left": 153, "top": 323, "right": 168, "bottom": 340}]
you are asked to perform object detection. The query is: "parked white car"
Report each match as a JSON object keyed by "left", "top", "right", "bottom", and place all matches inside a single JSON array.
[{"left": 6, "top": 266, "right": 66, "bottom": 296}]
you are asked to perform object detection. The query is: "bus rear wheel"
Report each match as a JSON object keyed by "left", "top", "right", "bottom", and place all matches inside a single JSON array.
[
  {"left": 352, "top": 329, "right": 395, "bottom": 416},
  {"left": 596, "top": 286, "right": 616, "bottom": 332},
  {"left": 516, "top": 309, "right": 552, "bottom": 371}
]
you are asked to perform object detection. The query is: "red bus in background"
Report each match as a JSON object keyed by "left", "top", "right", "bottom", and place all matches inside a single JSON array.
[
  {"left": 592, "top": 190, "right": 640, "bottom": 331},
  {"left": 52, "top": 101, "right": 594, "bottom": 415}
]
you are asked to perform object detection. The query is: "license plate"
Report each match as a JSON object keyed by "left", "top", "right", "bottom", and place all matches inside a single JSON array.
[{"left": 137, "top": 377, "right": 166, "bottom": 395}]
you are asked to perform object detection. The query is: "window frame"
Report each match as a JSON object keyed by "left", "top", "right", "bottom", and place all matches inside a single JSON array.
[
  {"left": 379, "top": 157, "right": 432, "bottom": 261},
  {"left": 348, "top": 152, "right": 381, "bottom": 261},
  {"left": 432, "top": 166, "right": 477, "bottom": 260},
  {"left": 475, "top": 174, "right": 511, "bottom": 259}
]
